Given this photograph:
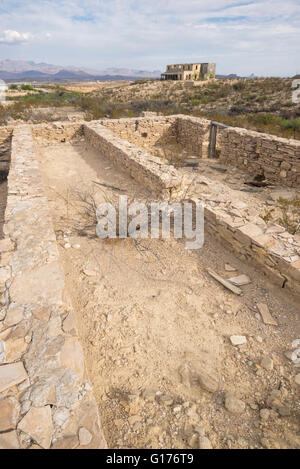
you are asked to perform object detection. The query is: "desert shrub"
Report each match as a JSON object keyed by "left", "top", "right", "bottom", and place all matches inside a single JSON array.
[
  {"left": 277, "top": 197, "right": 300, "bottom": 234},
  {"left": 21, "top": 84, "right": 34, "bottom": 91},
  {"left": 279, "top": 118, "right": 300, "bottom": 138},
  {"left": 233, "top": 81, "right": 246, "bottom": 91}
]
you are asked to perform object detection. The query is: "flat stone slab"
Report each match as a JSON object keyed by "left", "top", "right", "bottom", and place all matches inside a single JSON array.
[
  {"left": 18, "top": 405, "right": 53, "bottom": 449},
  {"left": 257, "top": 303, "right": 278, "bottom": 326},
  {"left": 0, "top": 362, "right": 28, "bottom": 393}
]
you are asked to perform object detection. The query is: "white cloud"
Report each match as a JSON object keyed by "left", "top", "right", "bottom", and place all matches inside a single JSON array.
[
  {"left": 0, "top": 1, "right": 299, "bottom": 75},
  {"left": 0, "top": 29, "right": 32, "bottom": 45}
]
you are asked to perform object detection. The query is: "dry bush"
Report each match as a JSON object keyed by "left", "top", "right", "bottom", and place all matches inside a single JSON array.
[{"left": 261, "top": 197, "right": 300, "bottom": 235}]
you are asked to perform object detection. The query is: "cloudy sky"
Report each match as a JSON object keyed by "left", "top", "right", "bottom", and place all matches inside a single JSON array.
[{"left": 0, "top": 0, "right": 299, "bottom": 76}]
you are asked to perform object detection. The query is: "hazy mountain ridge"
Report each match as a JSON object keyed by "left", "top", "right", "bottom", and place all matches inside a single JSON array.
[{"left": 0, "top": 59, "right": 161, "bottom": 80}]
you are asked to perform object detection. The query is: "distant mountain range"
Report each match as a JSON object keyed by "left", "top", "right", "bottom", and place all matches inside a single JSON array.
[
  {"left": 0, "top": 59, "right": 161, "bottom": 82},
  {"left": 0, "top": 59, "right": 261, "bottom": 82}
]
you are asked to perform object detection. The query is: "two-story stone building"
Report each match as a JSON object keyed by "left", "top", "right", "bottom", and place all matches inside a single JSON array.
[{"left": 161, "top": 63, "right": 216, "bottom": 81}]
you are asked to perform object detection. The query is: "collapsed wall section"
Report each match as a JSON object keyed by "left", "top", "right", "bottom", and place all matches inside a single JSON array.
[{"left": 0, "top": 125, "right": 106, "bottom": 449}]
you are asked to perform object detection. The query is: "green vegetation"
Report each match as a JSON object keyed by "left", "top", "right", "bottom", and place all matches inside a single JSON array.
[
  {"left": 0, "top": 77, "right": 299, "bottom": 140},
  {"left": 197, "top": 112, "right": 300, "bottom": 139},
  {"left": 20, "top": 84, "right": 35, "bottom": 91}
]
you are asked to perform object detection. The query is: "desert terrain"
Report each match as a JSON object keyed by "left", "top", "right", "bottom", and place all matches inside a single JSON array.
[{"left": 0, "top": 78, "right": 299, "bottom": 450}]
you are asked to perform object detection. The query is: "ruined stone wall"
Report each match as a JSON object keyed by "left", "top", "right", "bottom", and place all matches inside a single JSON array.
[
  {"left": 175, "top": 116, "right": 211, "bottom": 157},
  {"left": 100, "top": 116, "right": 177, "bottom": 152},
  {"left": 0, "top": 127, "right": 12, "bottom": 152},
  {"left": 0, "top": 125, "right": 106, "bottom": 449},
  {"left": 31, "top": 117, "right": 300, "bottom": 188},
  {"left": 84, "top": 122, "right": 187, "bottom": 199},
  {"left": 174, "top": 115, "right": 300, "bottom": 186},
  {"left": 198, "top": 204, "right": 300, "bottom": 296},
  {"left": 217, "top": 126, "right": 300, "bottom": 187},
  {"left": 0, "top": 127, "right": 12, "bottom": 176},
  {"left": 31, "top": 122, "right": 83, "bottom": 143}
]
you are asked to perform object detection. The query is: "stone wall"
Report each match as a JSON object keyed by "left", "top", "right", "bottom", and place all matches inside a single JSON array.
[
  {"left": 100, "top": 116, "right": 177, "bottom": 152},
  {"left": 31, "top": 116, "right": 300, "bottom": 188},
  {"left": 1, "top": 116, "right": 299, "bottom": 449},
  {"left": 31, "top": 122, "right": 83, "bottom": 144},
  {"left": 197, "top": 203, "right": 300, "bottom": 296},
  {"left": 84, "top": 122, "right": 188, "bottom": 199},
  {"left": 0, "top": 127, "right": 12, "bottom": 176},
  {"left": 217, "top": 126, "right": 300, "bottom": 187},
  {"left": 174, "top": 115, "right": 300, "bottom": 187},
  {"left": 0, "top": 127, "right": 12, "bottom": 153},
  {"left": 176, "top": 116, "right": 211, "bottom": 157},
  {"left": 85, "top": 119, "right": 300, "bottom": 296},
  {"left": 0, "top": 125, "right": 106, "bottom": 449}
]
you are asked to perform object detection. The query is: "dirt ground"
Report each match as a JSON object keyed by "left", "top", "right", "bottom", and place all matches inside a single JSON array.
[
  {"left": 35, "top": 139, "right": 300, "bottom": 449},
  {"left": 63, "top": 81, "right": 132, "bottom": 93}
]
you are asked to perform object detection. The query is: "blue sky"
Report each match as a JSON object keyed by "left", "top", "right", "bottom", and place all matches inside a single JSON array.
[{"left": 0, "top": 0, "right": 299, "bottom": 76}]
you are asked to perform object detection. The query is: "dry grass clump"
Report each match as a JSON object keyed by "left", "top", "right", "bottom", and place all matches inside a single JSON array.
[{"left": 261, "top": 196, "right": 300, "bottom": 235}]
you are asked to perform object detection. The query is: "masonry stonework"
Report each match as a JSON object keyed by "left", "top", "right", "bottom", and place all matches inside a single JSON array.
[
  {"left": 0, "top": 115, "right": 299, "bottom": 449},
  {"left": 0, "top": 125, "right": 106, "bottom": 449}
]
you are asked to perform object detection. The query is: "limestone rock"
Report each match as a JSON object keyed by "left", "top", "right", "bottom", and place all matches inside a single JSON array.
[
  {"left": 257, "top": 303, "right": 277, "bottom": 326},
  {"left": 142, "top": 388, "right": 156, "bottom": 402},
  {"left": 59, "top": 337, "right": 85, "bottom": 380},
  {"left": 0, "top": 362, "right": 28, "bottom": 393},
  {"left": 197, "top": 371, "right": 219, "bottom": 393},
  {"left": 0, "top": 430, "right": 20, "bottom": 449},
  {"left": 10, "top": 261, "right": 65, "bottom": 306},
  {"left": 260, "top": 409, "right": 270, "bottom": 421},
  {"left": 78, "top": 427, "right": 92, "bottom": 446},
  {"left": 30, "top": 383, "right": 56, "bottom": 407},
  {"left": 157, "top": 394, "right": 173, "bottom": 406},
  {"left": 52, "top": 434, "right": 79, "bottom": 449},
  {"left": 188, "top": 433, "right": 199, "bottom": 449},
  {"left": 225, "top": 264, "right": 236, "bottom": 272},
  {"left": 230, "top": 335, "right": 247, "bottom": 346},
  {"left": 228, "top": 274, "right": 251, "bottom": 286},
  {"left": 0, "top": 267, "right": 10, "bottom": 287},
  {"left": 260, "top": 357, "right": 274, "bottom": 371},
  {"left": 18, "top": 406, "right": 53, "bottom": 449},
  {"left": 31, "top": 306, "right": 51, "bottom": 323},
  {"left": 0, "top": 397, "right": 20, "bottom": 432},
  {"left": 278, "top": 406, "right": 291, "bottom": 417},
  {"left": 83, "top": 269, "right": 97, "bottom": 277},
  {"left": 199, "top": 436, "right": 213, "bottom": 449},
  {"left": 62, "top": 311, "right": 78, "bottom": 335},
  {"left": 0, "top": 238, "right": 14, "bottom": 253},
  {"left": 4, "top": 305, "right": 24, "bottom": 327},
  {"left": 4, "top": 337, "right": 28, "bottom": 362},
  {"left": 225, "top": 394, "right": 245, "bottom": 414}
]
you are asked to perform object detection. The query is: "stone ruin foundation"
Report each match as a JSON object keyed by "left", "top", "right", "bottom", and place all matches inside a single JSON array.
[{"left": 0, "top": 115, "right": 299, "bottom": 448}]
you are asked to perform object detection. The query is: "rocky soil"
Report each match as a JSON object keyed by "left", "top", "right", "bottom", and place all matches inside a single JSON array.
[{"left": 35, "top": 139, "right": 300, "bottom": 449}]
